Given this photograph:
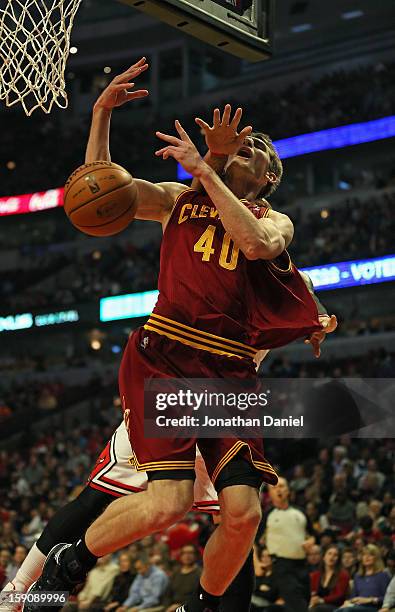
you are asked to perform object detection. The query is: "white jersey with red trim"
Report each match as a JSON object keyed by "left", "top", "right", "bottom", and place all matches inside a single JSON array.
[{"left": 87, "top": 420, "right": 219, "bottom": 514}]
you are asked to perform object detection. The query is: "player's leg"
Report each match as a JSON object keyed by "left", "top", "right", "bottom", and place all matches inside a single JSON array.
[
  {"left": 194, "top": 453, "right": 254, "bottom": 611},
  {"left": 181, "top": 454, "right": 264, "bottom": 612},
  {"left": 219, "top": 549, "right": 254, "bottom": 612},
  {"left": 84, "top": 476, "right": 194, "bottom": 556},
  {"left": 0, "top": 487, "right": 112, "bottom": 612},
  {"left": 21, "top": 476, "right": 194, "bottom": 612},
  {"left": 207, "top": 514, "right": 255, "bottom": 612},
  {"left": 7, "top": 487, "right": 114, "bottom": 592},
  {"left": 201, "top": 484, "right": 261, "bottom": 594}
]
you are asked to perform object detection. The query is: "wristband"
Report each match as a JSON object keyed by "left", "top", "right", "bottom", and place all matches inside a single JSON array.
[{"left": 209, "top": 151, "right": 228, "bottom": 158}]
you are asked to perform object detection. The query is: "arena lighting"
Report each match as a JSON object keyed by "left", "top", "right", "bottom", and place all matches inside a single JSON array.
[
  {"left": 100, "top": 290, "right": 159, "bottom": 322},
  {"left": 0, "top": 313, "right": 33, "bottom": 332},
  {"left": 291, "top": 23, "right": 312, "bottom": 33},
  {"left": 34, "top": 310, "right": 79, "bottom": 327},
  {"left": 99, "top": 255, "right": 395, "bottom": 321},
  {"left": 0, "top": 309, "right": 79, "bottom": 333},
  {"left": 303, "top": 255, "right": 395, "bottom": 292},
  {"left": 341, "top": 10, "right": 364, "bottom": 20},
  {"left": 0, "top": 188, "right": 63, "bottom": 216},
  {"left": 177, "top": 115, "right": 395, "bottom": 179}
]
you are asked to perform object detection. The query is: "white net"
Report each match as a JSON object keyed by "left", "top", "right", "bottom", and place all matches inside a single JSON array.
[{"left": 0, "top": 0, "right": 82, "bottom": 115}]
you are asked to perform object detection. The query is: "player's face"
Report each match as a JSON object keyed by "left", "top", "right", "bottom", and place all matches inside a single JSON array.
[{"left": 225, "top": 135, "right": 275, "bottom": 187}]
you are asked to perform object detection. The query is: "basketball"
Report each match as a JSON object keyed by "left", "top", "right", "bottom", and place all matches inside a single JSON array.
[{"left": 63, "top": 161, "right": 138, "bottom": 236}]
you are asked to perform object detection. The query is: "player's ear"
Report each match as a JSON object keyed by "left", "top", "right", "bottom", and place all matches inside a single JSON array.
[{"left": 265, "top": 171, "right": 276, "bottom": 185}]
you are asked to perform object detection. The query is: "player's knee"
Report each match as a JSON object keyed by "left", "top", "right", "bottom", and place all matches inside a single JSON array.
[
  {"left": 222, "top": 493, "right": 262, "bottom": 535},
  {"left": 149, "top": 480, "right": 193, "bottom": 528}
]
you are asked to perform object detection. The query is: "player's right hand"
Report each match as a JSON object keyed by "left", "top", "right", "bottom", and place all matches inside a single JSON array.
[
  {"left": 195, "top": 104, "right": 252, "bottom": 156},
  {"left": 93, "top": 57, "right": 149, "bottom": 111},
  {"left": 305, "top": 314, "right": 338, "bottom": 358}
]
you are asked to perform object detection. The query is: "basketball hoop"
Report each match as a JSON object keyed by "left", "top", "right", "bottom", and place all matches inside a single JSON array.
[{"left": 0, "top": 0, "right": 82, "bottom": 115}]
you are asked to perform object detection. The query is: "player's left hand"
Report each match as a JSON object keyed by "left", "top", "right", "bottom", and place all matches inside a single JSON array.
[
  {"left": 155, "top": 120, "right": 205, "bottom": 176},
  {"left": 305, "top": 314, "right": 338, "bottom": 358},
  {"left": 195, "top": 104, "right": 253, "bottom": 156}
]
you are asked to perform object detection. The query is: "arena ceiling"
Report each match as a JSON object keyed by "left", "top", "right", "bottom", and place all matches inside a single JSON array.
[{"left": 71, "top": 0, "right": 395, "bottom": 65}]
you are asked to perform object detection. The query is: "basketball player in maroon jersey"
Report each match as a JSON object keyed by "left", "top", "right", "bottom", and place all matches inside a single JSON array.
[{"left": 23, "top": 58, "right": 336, "bottom": 612}]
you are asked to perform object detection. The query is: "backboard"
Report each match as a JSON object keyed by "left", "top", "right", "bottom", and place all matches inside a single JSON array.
[{"left": 122, "top": 0, "right": 274, "bottom": 62}]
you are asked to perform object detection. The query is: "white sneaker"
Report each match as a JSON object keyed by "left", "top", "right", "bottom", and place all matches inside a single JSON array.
[{"left": 0, "top": 582, "right": 23, "bottom": 612}]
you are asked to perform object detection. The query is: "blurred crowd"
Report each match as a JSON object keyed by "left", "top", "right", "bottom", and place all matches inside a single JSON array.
[
  {"left": 0, "top": 239, "right": 159, "bottom": 314},
  {"left": 1, "top": 347, "right": 394, "bottom": 431},
  {"left": 291, "top": 191, "right": 395, "bottom": 266},
  {"left": 0, "top": 60, "right": 395, "bottom": 197},
  {"left": 1, "top": 187, "right": 394, "bottom": 315},
  {"left": 1, "top": 414, "right": 395, "bottom": 610},
  {"left": 242, "top": 61, "right": 395, "bottom": 140}
]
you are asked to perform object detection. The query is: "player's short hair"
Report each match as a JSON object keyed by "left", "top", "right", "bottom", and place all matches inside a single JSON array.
[{"left": 252, "top": 131, "right": 283, "bottom": 198}]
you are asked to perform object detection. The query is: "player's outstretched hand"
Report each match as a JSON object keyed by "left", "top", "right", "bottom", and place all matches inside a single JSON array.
[
  {"left": 195, "top": 104, "right": 253, "bottom": 156},
  {"left": 156, "top": 120, "right": 204, "bottom": 176},
  {"left": 93, "top": 57, "right": 149, "bottom": 112},
  {"left": 305, "top": 314, "right": 338, "bottom": 358}
]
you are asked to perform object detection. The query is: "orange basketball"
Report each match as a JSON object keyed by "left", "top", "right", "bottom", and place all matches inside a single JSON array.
[{"left": 63, "top": 161, "right": 138, "bottom": 236}]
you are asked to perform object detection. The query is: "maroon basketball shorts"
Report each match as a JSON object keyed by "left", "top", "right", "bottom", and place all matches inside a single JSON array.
[{"left": 118, "top": 318, "right": 278, "bottom": 488}]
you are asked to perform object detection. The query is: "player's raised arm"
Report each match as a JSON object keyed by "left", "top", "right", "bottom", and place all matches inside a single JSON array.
[{"left": 85, "top": 58, "right": 186, "bottom": 223}]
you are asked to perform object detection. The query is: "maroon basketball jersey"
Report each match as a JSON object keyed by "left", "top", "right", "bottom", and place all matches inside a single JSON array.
[{"left": 152, "top": 189, "right": 320, "bottom": 349}]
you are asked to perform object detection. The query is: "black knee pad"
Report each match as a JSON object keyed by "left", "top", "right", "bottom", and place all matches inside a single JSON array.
[
  {"left": 147, "top": 469, "right": 195, "bottom": 481},
  {"left": 215, "top": 455, "right": 262, "bottom": 494},
  {"left": 37, "top": 486, "right": 113, "bottom": 555}
]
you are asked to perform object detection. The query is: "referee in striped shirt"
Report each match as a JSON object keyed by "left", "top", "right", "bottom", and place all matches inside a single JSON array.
[{"left": 259, "top": 477, "right": 316, "bottom": 612}]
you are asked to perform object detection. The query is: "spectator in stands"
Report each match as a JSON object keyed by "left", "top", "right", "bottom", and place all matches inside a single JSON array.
[
  {"left": 0, "top": 549, "right": 11, "bottom": 589},
  {"left": 332, "top": 448, "right": 348, "bottom": 476},
  {"left": 327, "top": 491, "right": 355, "bottom": 534},
  {"left": 0, "top": 522, "right": 19, "bottom": 551},
  {"left": 24, "top": 454, "right": 44, "bottom": 487},
  {"left": 163, "top": 545, "right": 201, "bottom": 612},
  {"left": 309, "top": 545, "right": 350, "bottom": 611},
  {"left": 384, "top": 550, "right": 395, "bottom": 578},
  {"left": 21, "top": 508, "right": 46, "bottom": 548},
  {"left": 306, "top": 503, "right": 324, "bottom": 535},
  {"left": 368, "top": 501, "right": 384, "bottom": 530},
  {"left": 116, "top": 553, "right": 168, "bottom": 612},
  {"left": 379, "top": 574, "right": 395, "bottom": 612},
  {"left": 291, "top": 465, "right": 310, "bottom": 494},
  {"left": 358, "top": 460, "right": 386, "bottom": 496},
  {"left": 251, "top": 547, "right": 285, "bottom": 611},
  {"left": 5, "top": 545, "right": 27, "bottom": 584},
  {"left": 73, "top": 555, "right": 118, "bottom": 611},
  {"left": 103, "top": 553, "right": 135, "bottom": 612},
  {"left": 353, "top": 516, "right": 383, "bottom": 544},
  {"left": 307, "top": 546, "right": 323, "bottom": 573},
  {"left": 335, "top": 544, "right": 391, "bottom": 611},
  {"left": 341, "top": 549, "right": 358, "bottom": 577}
]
